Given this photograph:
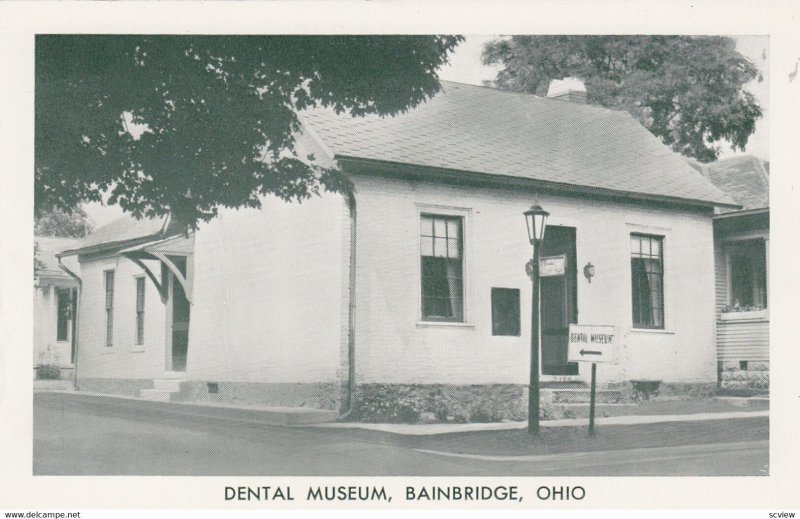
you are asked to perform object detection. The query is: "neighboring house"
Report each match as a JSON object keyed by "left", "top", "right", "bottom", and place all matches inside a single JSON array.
[
  {"left": 692, "top": 156, "right": 769, "bottom": 392},
  {"left": 34, "top": 236, "right": 79, "bottom": 378},
  {"left": 57, "top": 80, "right": 739, "bottom": 420}
]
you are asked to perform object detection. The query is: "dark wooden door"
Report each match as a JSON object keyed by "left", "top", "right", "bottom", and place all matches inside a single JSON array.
[
  {"left": 170, "top": 256, "right": 190, "bottom": 372},
  {"left": 540, "top": 226, "right": 578, "bottom": 376}
]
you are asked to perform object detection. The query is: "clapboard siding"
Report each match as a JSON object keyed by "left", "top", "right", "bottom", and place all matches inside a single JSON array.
[{"left": 717, "top": 319, "right": 769, "bottom": 360}]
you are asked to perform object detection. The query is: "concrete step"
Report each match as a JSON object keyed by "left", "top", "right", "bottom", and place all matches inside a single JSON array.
[
  {"left": 140, "top": 389, "right": 174, "bottom": 402},
  {"left": 153, "top": 379, "right": 183, "bottom": 392},
  {"left": 161, "top": 371, "right": 187, "bottom": 380},
  {"left": 544, "top": 388, "right": 626, "bottom": 404},
  {"left": 549, "top": 402, "right": 637, "bottom": 419},
  {"left": 34, "top": 379, "right": 75, "bottom": 391}
]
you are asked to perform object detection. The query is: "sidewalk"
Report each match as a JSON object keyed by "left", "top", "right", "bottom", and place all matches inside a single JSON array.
[
  {"left": 36, "top": 388, "right": 768, "bottom": 437},
  {"left": 311, "top": 409, "right": 768, "bottom": 436}
]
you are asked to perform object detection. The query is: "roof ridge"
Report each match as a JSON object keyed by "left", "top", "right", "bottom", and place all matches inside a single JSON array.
[{"left": 437, "top": 79, "right": 631, "bottom": 117}]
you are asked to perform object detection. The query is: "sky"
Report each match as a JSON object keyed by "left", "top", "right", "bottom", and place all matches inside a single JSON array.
[
  {"left": 439, "top": 35, "right": 770, "bottom": 162},
  {"left": 85, "top": 35, "right": 770, "bottom": 228}
]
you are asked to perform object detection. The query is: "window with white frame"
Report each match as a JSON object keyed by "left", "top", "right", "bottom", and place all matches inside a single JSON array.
[
  {"left": 135, "top": 276, "right": 145, "bottom": 346},
  {"left": 420, "top": 214, "right": 464, "bottom": 321},
  {"left": 55, "top": 288, "right": 72, "bottom": 342},
  {"left": 726, "top": 239, "right": 767, "bottom": 311},
  {"left": 104, "top": 270, "right": 115, "bottom": 347},
  {"left": 631, "top": 233, "right": 664, "bottom": 329}
]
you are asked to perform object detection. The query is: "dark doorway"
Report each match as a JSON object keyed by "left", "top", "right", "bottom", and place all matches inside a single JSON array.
[
  {"left": 169, "top": 256, "right": 190, "bottom": 372},
  {"left": 540, "top": 226, "right": 578, "bottom": 376}
]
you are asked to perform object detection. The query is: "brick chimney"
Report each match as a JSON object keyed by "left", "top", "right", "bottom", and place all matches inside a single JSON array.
[{"left": 546, "top": 77, "right": 587, "bottom": 104}]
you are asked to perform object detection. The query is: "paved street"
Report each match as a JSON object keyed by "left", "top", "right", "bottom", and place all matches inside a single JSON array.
[{"left": 33, "top": 392, "right": 768, "bottom": 476}]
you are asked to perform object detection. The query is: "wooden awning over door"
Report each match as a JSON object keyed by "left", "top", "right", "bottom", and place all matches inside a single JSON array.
[{"left": 119, "top": 233, "right": 195, "bottom": 303}]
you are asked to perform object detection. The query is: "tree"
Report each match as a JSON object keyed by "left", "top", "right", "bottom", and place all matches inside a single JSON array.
[
  {"left": 482, "top": 36, "right": 762, "bottom": 162},
  {"left": 35, "top": 206, "right": 94, "bottom": 238},
  {"left": 36, "top": 35, "right": 463, "bottom": 228},
  {"left": 34, "top": 205, "right": 93, "bottom": 282}
]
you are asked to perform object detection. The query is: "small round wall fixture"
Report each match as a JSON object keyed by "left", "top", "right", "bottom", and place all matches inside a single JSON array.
[{"left": 584, "top": 262, "right": 596, "bottom": 282}]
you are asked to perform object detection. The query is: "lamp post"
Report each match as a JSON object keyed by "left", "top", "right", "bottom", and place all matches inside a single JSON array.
[{"left": 524, "top": 204, "right": 549, "bottom": 435}]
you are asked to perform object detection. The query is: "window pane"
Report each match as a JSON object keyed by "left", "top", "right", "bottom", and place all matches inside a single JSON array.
[
  {"left": 630, "top": 235, "right": 664, "bottom": 328},
  {"left": 105, "top": 270, "right": 114, "bottom": 346},
  {"left": 447, "top": 238, "right": 460, "bottom": 259},
  {"left": 135, "top": 277, "right": 145, "bottom": 346},
  {"left": 136, "top": 278, "right": 145, "bottom": 312},
  {"left": 631, "top": 235, "right": 642, "bottom": 255},
  {"left": 446, "top": 218, "right": 460, "bottom": 239},
  {"left": 433, "top": 237, "right": 448, "bottom": 258},
  {"left": 421, "top": 214, "right": 463, "bottom": 321},
  {"left": 420, "top": 215, "right": 433, "bottom": 236},
  {"left": 105, "top": 271, "right": 115, "bottom": 310},
  {"left": 729, "top": 239, "right": 767, "bottom": 309},
  {"left": 420, "top": 236, "right": 433, "bottom": 257},
  {"left": 56, "top": 289, "right": 69, "bottom": 342},
  {"left": 433, "top": 218, "right": 446, "bottom": 237}
]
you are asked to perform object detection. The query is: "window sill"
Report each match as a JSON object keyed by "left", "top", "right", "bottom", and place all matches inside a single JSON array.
[
  {"left": 416, "top": 321, "right": 475, "bottom": 329},
  {"left": 630, "top": 328, "right": 674, "bottom": 335},
  {"left": 719, "top": 309, "right": 769, "bottom": 321},
  {"left": 131, "top": 346, "right": 146, "bottom": 353}
]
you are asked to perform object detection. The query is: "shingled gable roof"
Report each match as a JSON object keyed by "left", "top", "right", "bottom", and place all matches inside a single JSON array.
[
  {"left": 701, "top": 155, "right": 769, "bottom": 212},
  {"left": 64, "top": 214, "right": 173, "bottom": 255},
  {"left": 35, "top": 236, "right": 80, "bottom": 280},
  {"left": 299, "top": 81, "right": 737, "bottom": 208}
]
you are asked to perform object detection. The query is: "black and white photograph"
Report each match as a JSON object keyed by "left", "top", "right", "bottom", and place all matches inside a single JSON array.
[{"left": 1, "top": 0, "right": 798, "bottom": 514}]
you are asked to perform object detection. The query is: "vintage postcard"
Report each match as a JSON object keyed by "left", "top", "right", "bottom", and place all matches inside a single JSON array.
[{"left": 1, "top": 0, "right": 798, "bottom": 516}]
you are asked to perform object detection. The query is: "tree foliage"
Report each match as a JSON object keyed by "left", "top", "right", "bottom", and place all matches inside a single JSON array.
[
  {"left": 35, "top": 206, "right": 94, "bottom": 238},
  {"left": 36, "top": 35, "right": 462, "bottom": 228},
  {"left": 34, "top": 241, "right": 47, "bottom": 282},
  {"left": 482, "top": 36, "right": 762, "bottom": 162}
]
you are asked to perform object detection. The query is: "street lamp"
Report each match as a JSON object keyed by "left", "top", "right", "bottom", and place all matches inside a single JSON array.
[{"left": 523, "top": 204, "right": 549, "bottom": 435}]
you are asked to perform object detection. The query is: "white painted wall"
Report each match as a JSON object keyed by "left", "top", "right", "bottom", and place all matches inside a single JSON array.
[
  {"left": 75, "top": 255, "right": 168, "bottom": 379},
  {"left": 33, "top": 280, "right": 77, "bottom": 369},
  {"left": 187, "top": 194, "right": 348, "bottom": 384},
  {"left": 351, "top": 174, "right": 718, "bottom": 386}
]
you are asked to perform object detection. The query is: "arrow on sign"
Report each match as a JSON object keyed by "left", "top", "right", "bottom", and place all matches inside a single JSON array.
[{"left": 580, "top": 349, "right": 603, "bottom": 356}]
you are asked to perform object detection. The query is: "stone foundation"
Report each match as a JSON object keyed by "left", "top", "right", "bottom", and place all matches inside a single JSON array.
[
  {"left": 351, "top": 382, "right": 725, "bottom": 423},
  {"left": 352, "top": 383, "right": 527, "bottom": 423},
  {"left": 78, "top": 377, "right": 154, "bottom": 397},
  {"left": 719, "top": 360, "right": 769, "bottom": 391},
  {"left": 172, "top": 381, "right": 341, "bottom": 410}
]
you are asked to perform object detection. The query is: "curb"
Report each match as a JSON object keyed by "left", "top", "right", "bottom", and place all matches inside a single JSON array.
[
  {"left": 35, "top": 390, "right": 769, "bottom": 437},
  {"left": 310, "top": 410, "right": 769, "bottom": 436},
  {"left": 34, "top": 390, "right": 338, "bottom": 426}
]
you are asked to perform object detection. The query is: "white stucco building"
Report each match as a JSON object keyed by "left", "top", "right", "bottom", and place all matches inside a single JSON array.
[
  {"left": 33, "top": 236, "right": 79, "bottom": 379},
  {"left": 56, "top": 81, "right": 740, "bottom": 421}
]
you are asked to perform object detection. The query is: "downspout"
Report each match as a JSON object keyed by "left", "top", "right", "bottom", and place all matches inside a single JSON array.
[
  {"left": 340, "top": 191, "right": 358, "bottom": 418},
  {"left": 56, "top": 253, "right": 82, "bottom": 391}
]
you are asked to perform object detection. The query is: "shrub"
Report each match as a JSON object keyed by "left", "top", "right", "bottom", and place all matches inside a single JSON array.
[
  {"left": 36, "top": 364, "right": 61, "bottom": 380},
  {"left": 469, "top": 407, "right": 495, "bottom": 423},
  {"left": 36, "top": 344, "right": 61, "bottom": 380},
  {"left": 631, "top": 380, "right": 661, "bottom": 401},
  {"left": 560, "top": 409, "right": 577, "bottom": 420}
]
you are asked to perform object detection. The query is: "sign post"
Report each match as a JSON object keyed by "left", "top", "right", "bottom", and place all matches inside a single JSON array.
[
  {"left": 589, "top": 363, "right": 597, "bottom": 436},
  {"left": 567, "top": 324, "right": 618, "bottom": 437}
]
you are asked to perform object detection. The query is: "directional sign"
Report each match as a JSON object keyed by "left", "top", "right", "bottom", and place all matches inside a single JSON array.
[{"left": 567, "top": 324, "right": 618, "bottom": 364}]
